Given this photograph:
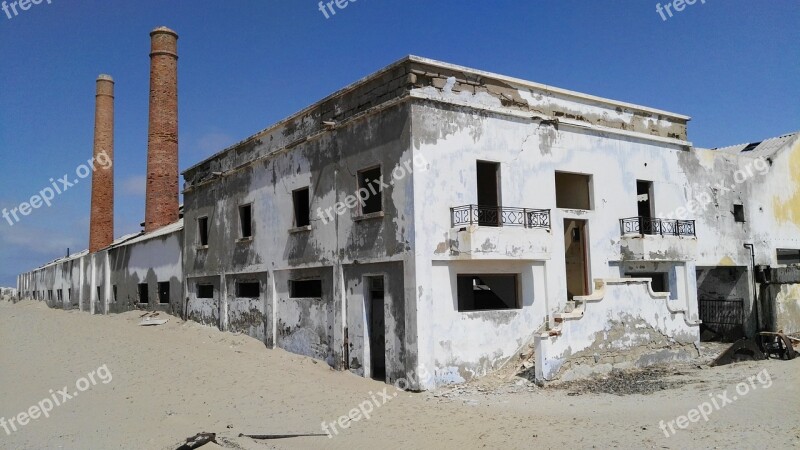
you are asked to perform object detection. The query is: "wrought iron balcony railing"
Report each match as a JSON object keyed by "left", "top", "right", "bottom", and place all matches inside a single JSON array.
[
  {"left": 451, "top": 205, "right": 551, "bottom": 229},
  {"left": 620, "top": 216, "right": 696, "bottom": 237}
]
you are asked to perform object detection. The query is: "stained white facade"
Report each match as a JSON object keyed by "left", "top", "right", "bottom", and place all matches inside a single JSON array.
[{"left": 16, "top": 57, "right": 800, "bottom": 389}]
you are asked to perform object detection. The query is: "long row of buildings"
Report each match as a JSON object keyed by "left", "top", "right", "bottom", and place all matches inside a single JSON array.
[{"left": 16, "top": 27, "right": 800, "bottom": 389}]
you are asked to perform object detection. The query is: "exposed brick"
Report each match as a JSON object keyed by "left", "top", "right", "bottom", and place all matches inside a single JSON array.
[
  {"left": 144, "top": 26, "right": 179, "bottom": 232},
  {"left": 89, "top": 75, "right": 114, "bottom": 253}
]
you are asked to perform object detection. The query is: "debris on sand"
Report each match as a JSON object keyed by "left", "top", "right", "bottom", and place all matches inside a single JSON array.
[
  {"left": 175, "top": 432, "right": 217, "bottom": 450},
  {"left": 549, "top": 366, "right": 693, "bottom": 396}
]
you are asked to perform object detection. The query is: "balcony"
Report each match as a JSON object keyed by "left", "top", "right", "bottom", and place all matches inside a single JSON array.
[
  {"left": 619, "top": 217, "right": 696, "bottom": 262},
  {"left": 445, "top": 205, "right": 552, "bottom": 260},
  {"left": 451, "top": 205, "right": 551, "bottom": 230},
  {"left": 619, "top": 217, "right": 696, "bottom": 237}
]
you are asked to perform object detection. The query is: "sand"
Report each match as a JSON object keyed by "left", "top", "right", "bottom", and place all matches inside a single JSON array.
[{"left": 1, "top": 299, "right": 798, "bottom": 449}]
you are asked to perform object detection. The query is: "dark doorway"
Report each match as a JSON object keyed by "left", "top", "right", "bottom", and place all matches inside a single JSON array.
[
  {"left": 366, "top": 276, "right": 386, "bottom": 381},
  {"left": 476, "top": 161, "right": 500, "bottom": 226},
  {"left": 696, "top": 267, "right": 749, "bottom": 342},
  {"left": 637, "top": 180, "right": 654, "bottom": 219},
  {"left": 564, "top": 219, "right": 589, "bottom": 300}
]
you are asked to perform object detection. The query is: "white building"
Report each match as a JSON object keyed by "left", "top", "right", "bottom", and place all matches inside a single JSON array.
[{"left": 17, "top": 55, "right": 800, "bottom": 389}]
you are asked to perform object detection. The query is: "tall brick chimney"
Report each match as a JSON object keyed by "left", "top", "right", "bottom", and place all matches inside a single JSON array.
[
  {"left": 89, "top": 74, "right": 115, "bottom": 253},
  {"left": 144, "top": 26, "right": 179, "bottom": 232}
]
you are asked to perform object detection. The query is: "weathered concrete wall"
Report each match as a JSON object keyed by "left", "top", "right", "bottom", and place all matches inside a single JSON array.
[
  {"left": 758, "top": 266, "right": 800, "bottom": 334},
  {"left": 274, "top": 267, "right": 336, "bottom": 366},
  {"left": 748, "top": 135, "right": 800, "bottom": 266},
  {"left": 343, "top": 261, "right": 407, "bottom": 384},
  {"left": 409, "top": 94, "right": 698, "bottom": 388},
  {"left": 406, "top": 57, "right": 689, "bottom": 143},
  {"left": 535, "top": 279, "right": 700, "bottom": 382},
  {"left": 428, "top": 260, "right": 547, "bottom": 385},
  {"left": 108, "top": 225, "right": 183, "bottom": 315},
  {"left": 182, "top": 97, "right": 416, "bottom": 374},
  {"left": 775, "top": 283, "right": 800, "bottom": 334},
  {"left": 224, "top": 272, "right": 268, "bottom": 342},
  {"left": 17, "top": 227, "right": 183, "bottom": 316},
  {"left": 186, "top": 275, "right": 221, "bottom": 328}
]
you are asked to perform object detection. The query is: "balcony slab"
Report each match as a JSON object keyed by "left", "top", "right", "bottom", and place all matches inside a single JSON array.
[{"left": 443, "top": 225, "right": 552, "bottom": 260}]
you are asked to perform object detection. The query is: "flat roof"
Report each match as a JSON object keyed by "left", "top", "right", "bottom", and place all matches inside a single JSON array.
[{"left": 184, "top": 55, "right": 691, "bottom": 174}]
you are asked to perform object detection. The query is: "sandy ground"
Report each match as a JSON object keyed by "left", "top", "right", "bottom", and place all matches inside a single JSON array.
[{"left": 1, "top": 299, "right": 798, "bottom": 450}]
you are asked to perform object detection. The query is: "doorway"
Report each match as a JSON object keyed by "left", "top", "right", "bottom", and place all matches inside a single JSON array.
[
  {"left": 564, "top": 219, "right": 589, "bottom": 300},
  {"left": 366, "top": 276, "right": 386, "bottom": 381},
  {"left": 637, "top": 180, "right": 655, "bottom": 234},
  {"left": 476, "top": 161, "right": 501, "bottom": 226}
]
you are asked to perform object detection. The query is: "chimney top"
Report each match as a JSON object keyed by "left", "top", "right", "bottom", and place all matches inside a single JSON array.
[
  {"left": 97, "top": 74, "right": 114, "bottom": 82},
  {"left": 150, "top": 26, "right": 178, "bottom": 38}
]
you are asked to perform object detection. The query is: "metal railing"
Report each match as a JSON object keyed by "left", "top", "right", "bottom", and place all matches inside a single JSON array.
[
  {"left": 619, "top": 216, "right": 696, "bottom": 237},
  {"left": 451, "top": 205, "right": 551, "bottom": 229}
]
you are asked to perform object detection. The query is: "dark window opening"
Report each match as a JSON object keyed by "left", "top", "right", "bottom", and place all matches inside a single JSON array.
[
  {"left": 236, "top": 281, "right": 260, "bottom": 298},
  {"left": 113, "top": 285, "right": 117, "bottom": 302},
  {"left": 555, "top": 172, "right": 592, "bottom": 210},
  {"left": 476, "top": 161, "right": 501, "bottom": 226},
  {"left": 741, "top": 142, "right": 761, "bottom": 153},
  {"left": 290, "top": 279, "right": 323, "bottom": 298},
  {"left": 239, "top": 205, "right": 252, "bottom": 239},
  {"left": 637, "top": 180, "right": 654, "bottom": 219},
  {"left": 733, "top": 204, "right": 745, "bottom": 223},
  {"left": 96, "top": 286, "right": 103, "bottom": 303},
  {"left": 57, "top": 289, "right": 63, "bottom": 301},
  {"left": 777, "top": 249, "right": 800, "bottom": 265},
  {"left": 293, "top": 188, "right": 310, "bottom": 227},
  {"left": 158, "top": 282, "right": 170, "bottom": 304},
  {"left": 358, "top": 167, "right": 383, "bottom": 215},
  {"left": 47, "top": 290, "right": 53, "bottom": 301},
  {"left": 627, "top": 272, "right": 669, "bottom": 293},
  {"left": 197, "top": 284, "right": 214, "bottom": 299},
  {"left": 138, "top": 283, "right": 148, "bottom": 304},
  {"left": 457, "top": 274, "right": 520, "bottom": 311},
  {"left": 198, "top": 217, "right": 209, "bottom": 246},
  {"left": 67, "top": 288, "right": 71, "bottom": 302}
]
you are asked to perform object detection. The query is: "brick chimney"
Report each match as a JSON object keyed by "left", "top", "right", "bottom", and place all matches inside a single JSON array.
[
  {"left": 89, "top": 74, "right": 115, "bottom": 253},
  {"left": 144, "top": 26, "right": 179, "bottom": 232}
]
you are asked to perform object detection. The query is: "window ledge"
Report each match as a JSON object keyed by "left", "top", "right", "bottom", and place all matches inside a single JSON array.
[
  {"left": 237, "top": 237, "right": 253, "bottom": 243},
  {"left": 196, "top": 245, "right": 209, "bottom": 250},
  {"left": 289, "top": 225, "right": 312, "bottom": 234},
  {"left": 354, "top": 211, "right": 385, "bottom": 222}
]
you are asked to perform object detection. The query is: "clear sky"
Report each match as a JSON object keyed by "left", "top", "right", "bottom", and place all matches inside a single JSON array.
[{"left": 0, "top": 0, "right": 798, "bottom": 286}]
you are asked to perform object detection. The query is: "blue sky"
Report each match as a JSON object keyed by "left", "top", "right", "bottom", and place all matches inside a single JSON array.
[{"left": 0, "top": 0, "right": 797, "bottom": 286}]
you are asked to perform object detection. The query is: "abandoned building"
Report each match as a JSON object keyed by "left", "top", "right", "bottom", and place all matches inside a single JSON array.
[{"left": 15, "top": 27, "right": 800, "bottom": 389}]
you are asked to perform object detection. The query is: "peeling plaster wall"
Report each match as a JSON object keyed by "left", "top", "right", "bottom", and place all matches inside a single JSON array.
[
  {"left": 748, "top": 135, "right": 800, "bottom": 265},
  {"left": 409, "top": 96, "right": 699, "bottom": 388},
  {"left": 535, "top": 279, "right": 699, "bottom": 382},
  {"left": 18, "top": 229, "right": 184, "bottom": 317},
  {"left": 225, "top": 272, "right": 268, "bottom": 342},
  {"left": 680, "top": 149, "right": 759, "bottom": 268},
  {"left": 108, "top": 230, "right": 183, "bottom": 315},
  {"left": 274, "top": 267, "right": 337, "bottom": 366},
  {"left": 186, "top": 275, "right": 221, "bottom": 328},
  {"left": 428, "top": 260, "right": 546, "bottom": 385},
  {"left": 775, "top": 283, "right": 800, "bottom": 334},
  {"left": 182, "top": 100, "right": 416, "bottom": 372},
  {"left": 343, "top": 261, "right": 407, "bottom": 384}
]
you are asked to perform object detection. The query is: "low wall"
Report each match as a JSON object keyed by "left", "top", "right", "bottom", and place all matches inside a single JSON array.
[
  {"left": 535, "top": 278, "right": 700, "bottom": 382},
  {"left": 759, "top": 266, "right": 800, "bottom": 334}
]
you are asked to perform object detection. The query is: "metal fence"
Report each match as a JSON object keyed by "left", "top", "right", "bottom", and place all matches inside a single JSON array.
[{"left": 451, "top": 205, "right": 551, "bottom": 229}]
